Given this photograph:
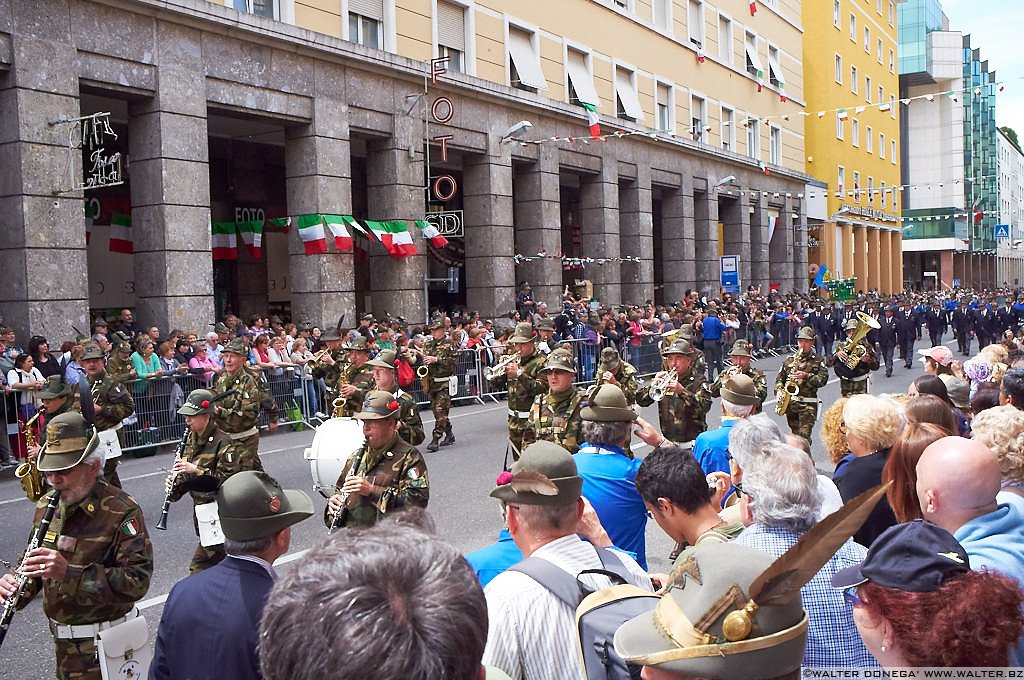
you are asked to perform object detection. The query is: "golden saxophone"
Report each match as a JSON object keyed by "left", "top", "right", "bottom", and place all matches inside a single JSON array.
[
  {"left": 775, "top": 351, "right": 804, "bottom": 416},
  {"left": 15, "top": 406, "right": 46, "bottom": 502}
]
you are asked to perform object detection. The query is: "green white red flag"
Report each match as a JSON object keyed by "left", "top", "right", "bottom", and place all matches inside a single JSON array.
[
  {"left": 581, "top": 102, "right": 601, "bottom": 138},
  {"left": 237, "top": 220, "right": 263, "bottom": 258},
  {"left": 414, "top": 219, "right": 449, "bottom": 248},
  {"left": 211, "top": 221, "right": 238, "bottom": 260},
  {"left": 296, "top": 214, "right": 328, "bottom": 255},
  {"left": 323, "top": 215, "right": 353, "bottom": 251},
  {"left": 109, "top": 212, "right": 133, "bottom": 254}
]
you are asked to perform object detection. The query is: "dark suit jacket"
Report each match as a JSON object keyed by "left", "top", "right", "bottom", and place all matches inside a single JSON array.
[
  {"left": 150, "top": 556, "right": 275, "bottom": 680},
  {"left": 877, "top": 314, "right": 898, "bottom": 345},
  {"left": 895, "top": 310, "right": 919, "bottom": 340}
]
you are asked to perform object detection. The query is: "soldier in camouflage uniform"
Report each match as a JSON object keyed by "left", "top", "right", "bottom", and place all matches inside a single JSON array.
[
  {"left": 27, "top": 376, "right": 80, "bottom": 457},
  {"left": 325, "top": 391, "right": 429, "bottom": 529},
  {"left": 79, "top": 341, "right": 134, "bottom": 489},
  {"left": 536, "top": 316, "right": 557, "bottom": 354},
  {"left": 0, "top": 412, "right": 152, "bottom": 680},
  {"left": 420, "top": 319, "right": 458, "bottom": 452},
  {"left": 309, "top": 327, "right": 348, "bottom": 408},
  {"left": 636, "top": 339, "right": 711, "bottom": 444},
  {"left": 104, "top": 333, "right": 136, "bottom": 384},
  {"left": 705, "top": 340, "right": 768, "bottom": 411},
  {"left": 167, "top": 389, "right": 264, "bottom": 574},
  {"left": 366, "top": 349, "right": 425, "bottom": 446},
  {"left": 488, "top": 322, "right": 548, "bottom": 458},
  {"left": 775, "top": 326, "right": 830, "bottom": 441},
  {"left": 827, "top": 318, "right": 879, "bottom": 397},
  {"left": 595, "top": 346, "right": 640, "bottom": 406},
  {"left": 332, "top": 336, "right": 375, "bottom": 418},
  {"left": 675, "top": 323, "right": 708, "bottom": 382},
  {"left": 523, "top": 349, "right": 585, "bottom": 454},
  {"left": 212, "top": 339, "right": 262, "bottom": 465}
]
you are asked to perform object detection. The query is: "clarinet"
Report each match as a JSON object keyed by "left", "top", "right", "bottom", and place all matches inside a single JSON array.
[
  {"left": 155, "top": 427, "right": 190, "bottom": 531},
  {"left": 0, "top": 490, "right": 62, "bottom": 651},
  {"left": 328, "top": 449, "right": 363, "bottom": 534}
]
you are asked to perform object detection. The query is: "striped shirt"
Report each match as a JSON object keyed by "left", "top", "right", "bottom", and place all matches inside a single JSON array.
[{"left": 482, "top": 534, "right": 653, "bottom": 680}]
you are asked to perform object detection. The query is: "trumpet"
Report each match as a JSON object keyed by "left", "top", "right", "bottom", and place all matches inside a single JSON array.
[
  {"left": 307, "top": 347, "right": 332, "bottom": 367},
  {"left": 648, "top": 368, "right": 678, "bottom": 402},
  {"left": 16, "top": 406, "right": 46, "bottom": 502},
  {"left": 485, "top": 353, "right": 520, "bottom": 381}
]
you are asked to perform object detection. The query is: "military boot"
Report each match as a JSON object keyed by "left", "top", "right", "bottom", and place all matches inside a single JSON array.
[
  {"left": 427, "top": 437, "right": 440, "bottom": 452},
  {"left": 440, "top": 425, "right": 455, "bottom": 446}
]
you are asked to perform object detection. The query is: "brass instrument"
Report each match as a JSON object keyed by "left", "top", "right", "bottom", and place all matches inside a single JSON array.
[
  {"left": 0, "top": 490, "right": 61, "bottom": 650},
  {"left": 308, "top": 347, "right": 332, "bottom": 367},
  {"left": 841, "top": 311, "right": 881, "bottom": 369},
  {"left": 416, "top": 364, "right": 432, "bottom": 393},
  {"left": 485, "top": 353, "right": 520, "bottom": 382},
  {"left": 648, "top": 368, "right": 678, "bottom": 402},
  {"left": 15, "top": 407, "right": 46, "bottom": 502},
  {"left": 775, "top": 350, "right": 803, "bottom": 416}
]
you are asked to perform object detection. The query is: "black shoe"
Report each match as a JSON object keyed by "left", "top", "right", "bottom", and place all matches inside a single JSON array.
[
  {"left": 905, "top": 363, "right": 912, "bottom": 369},
  {"left": 886, "top": 369, "right": 892, "bottom": 377},
  {"left": 440, "top": 430, "right": 455, "bottom": 446},
  {"left": 426, "top": 438, "right": 439, "bottom": 452}
]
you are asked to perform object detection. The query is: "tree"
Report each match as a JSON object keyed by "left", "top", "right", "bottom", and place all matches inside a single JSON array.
[{"left": 1000, "top": 126, "right": 1022, "bottom": 154}]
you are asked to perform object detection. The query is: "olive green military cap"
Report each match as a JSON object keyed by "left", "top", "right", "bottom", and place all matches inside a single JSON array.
[
  {"left": 360, "top": 313, "right": 375, "bottom": 321},
  {"left": 729, "top": 340, "right": 752, "bottom": 358},
  {"left": 177, "top": 389, "right": 217, "bottom": 416},
  {"left": 663, "top": 339, "right": 695, "bottom": 356},
  {"left": 366, "top": 349, "right": 397, "bottom": 369},
  {"left": 489, "top": 440, "right": 583, "bottom": 506},
  {"left": 37, "top": 412, "right": 99, "bottom": 472},
  {"left": 353, "top": 390, "right": 401, "bottom": 421},
  {"left": 428, "top": 317, "right": 446, "bottom": 331},
  {"left": 38, "top": 375, "right": 72, "bottom": 400},
  {"left": 217, "top": 471, "right": 314, "bottom": 541},
  {"left": 797, "top": 326, "right": 816, "bottom": 341},
  {"left": 535, "top": 317, "right": 555, "bottom": 331},
  {"left": 844, "top": 318, "right": 860, "bottom": 331},
  {"left": 581, "top": 384, "right": 636, "bottom": 422},
  {"left": 297, "top": 320, "right": 313, "bottom": 331},
  {"left": 540, "top": 348, "right": 576, "bottom": 374},
  {"left": 320, "top": 326, "right": 345, "bottom": 342},
  {"left": 93, "top": 317, "right": 108, "bottom": 327},
  {"left": 599, "top": 346, "right": 620, "bottom": 368},
  {"left": 80, "top": 341, "right": 105, "bottom": 361},
  {"left": 222, "top": 338, "right": 249, "bottom": 356},
  {"left": 269, "top": 315, "right": 283, "bottom": 325},
  {"left": 347, "top": 335, "right": 370, "bottom": 351},
  {"left": 720, "top": 374, "right": 760, "bottom": 407},
  {"left": 213, "top": 323, "right": 230, "bottom": 334},
  {"left": 509, "top": 322, "right": 536, "bottom": 344}
]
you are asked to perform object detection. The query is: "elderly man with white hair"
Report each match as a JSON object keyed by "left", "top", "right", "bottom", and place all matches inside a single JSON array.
[
  {"left": 690, "top": 374, "right": 760, "bottom": 478},
  {"left": 733, "top": 441, "right": 876, "bottom": 668},
  {"left": 204, "top": 331, "right": 224, "bottom": 366}
]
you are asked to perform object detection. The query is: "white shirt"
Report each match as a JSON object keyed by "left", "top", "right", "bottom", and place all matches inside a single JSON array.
[{"left": 482, "top": 533, "right": 652, "bottom": 680}]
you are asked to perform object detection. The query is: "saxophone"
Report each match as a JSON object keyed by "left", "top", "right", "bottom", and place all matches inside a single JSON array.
[
  {"left": 15, "top": 407, "right": 46, "bottom": 502},
  {"left": 774, "top": 351, "right": 803, "bottom": 416}
]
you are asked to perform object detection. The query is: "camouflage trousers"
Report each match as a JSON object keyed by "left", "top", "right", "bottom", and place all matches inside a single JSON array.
[
  {"left": 190, "top": 542, "right": 227, "bottom": 574},
  {"left": 231, "top": 433, "right": 260, "bottom": 463},
  {"left": 507, "top": 417, "right": 529, "bottom": 459},
  {"left": 430, "top": 390, "right": 451, "bottom": 440},
  {"left": 54, "top": 637, "right": 101, "bottom": 680},
  {"left": 785, "top": 401, "right": 819, "bottom": 442},
  {"left": 839, "top": 377, "right": 869, "bottom": 398}
]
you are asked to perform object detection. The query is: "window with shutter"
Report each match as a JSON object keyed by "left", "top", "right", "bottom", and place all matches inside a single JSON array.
[{"left": 436, "top": 2, "right": 466, "bottom": 73}]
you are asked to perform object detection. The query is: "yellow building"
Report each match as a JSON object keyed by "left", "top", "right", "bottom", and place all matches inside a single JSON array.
[{"left": 803, "top": 0, "right": 903, "bottom": 295}]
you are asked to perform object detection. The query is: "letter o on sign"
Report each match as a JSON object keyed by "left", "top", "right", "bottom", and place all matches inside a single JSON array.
[
  {"left": 431, "top": 97, "right": 455, "bottom": 124},
  {"left": 433, "top": 175, "right": 458, "bottom": 201}
]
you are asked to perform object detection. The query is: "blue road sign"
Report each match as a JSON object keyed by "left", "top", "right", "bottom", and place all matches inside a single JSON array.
[
  {"left": 995, "top": 224, "right": 1010, "bottom": 239},
  {"left": 720, "top": 256, "right": 740, "bottom": 293}
]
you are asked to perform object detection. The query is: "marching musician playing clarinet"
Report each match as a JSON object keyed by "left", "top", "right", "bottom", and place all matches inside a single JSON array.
[
  {"left": 166, "top": 389, "right": 263, "bottom": 574},
  {"left": 324, "top": 391, "right": 429, "bottom": 530},
  {"left": 79, "top": 341, "right": 134, "bottom": 488}
]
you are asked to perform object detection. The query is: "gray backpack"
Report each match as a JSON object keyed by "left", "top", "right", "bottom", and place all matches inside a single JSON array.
[{"left": 508, "top": 548, "right": 659, "bottom": 680}]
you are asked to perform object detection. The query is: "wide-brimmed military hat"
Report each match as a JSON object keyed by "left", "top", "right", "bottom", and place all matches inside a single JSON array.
[
  {"left": 114, "top": 341, "right": 132, "bottom": 354},
  {"left": 347, "top": 335, "right": 370, "bottom": 352},
  {"left": 796, "top": 326, "right": 816, "bottom": 341},
  {"left": 614, "top": 543, "right": 807, "bottom": 680},
  {"left": 38, "top": 375, "right": 72, "bottom": 400},
  {"left": 729, "top": 340, "right": 752, "bottom": 358},
  {"left": 222, "top": 338, "right": 249, "bottom": 356},
  {"left": 37, "top": 412, "right": 99, "bottom": 473},
  {"left": 540, "top": 349, "right": 576, "bottom": 374},
  {"left": 353, "top": 390, "right": 401, "bottom": 420},
  {"left": 213, "top": 322, "right": 230, "bottom": 335},
  {"left": 663, "top": 339, "right": 694, "bottom": 356},
  {"left": 428, "top": 317, "right": 446, "bottom": 331},
  {"left": 320, "top": 327, "right": 344, "bottom": 342},
  {"left": 536, "top": 317, "right": 555, "bottom": 332},
  {"left": 217, "top": 471, "right": 314, "bottom": 542},
  {"left": 509, "top": 322, "right": 537, "bottom": 344},
  {"left": 269, "top": 315, "right": 283, "bottom": 325},
  {"left": 80, "top": 341, "right": 105, "bottom": 361},
  {"left": 366, "top": 349, "right": 397, "bottom": 369},
  {"left": 490, "top": 440, "right": 583, "bottom": 506},
  {"left": 678, "top": 324, "right": 695, "bottom": 340},
  {"left": 721, "top": 374, "right": 760, "bottom": 407},
  {"left": 844, "top": 318, "right": 860, "bottom": 331},
  {"left": 297, "top": 320, "right": 313, "bottom": 332},
  {"left": 599, "top": 346, "right": 620, "bottom": 369},
  {"left": 581, "top": 384, "right": 636, "bottom": 422},
  {"left": 360, "top": 313, "right": 375, "bottom": 322},
  {"left": 177, "top": 389, "right": 217, "bottom": 416},
  {"left": 93, "top": 317, "right": 108, "bottom": 327}
]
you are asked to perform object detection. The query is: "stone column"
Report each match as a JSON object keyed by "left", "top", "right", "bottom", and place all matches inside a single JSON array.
[
  {"left": 366, "top": 113, "right": 426, "bottom": 320},
  {"left": 129, "top": 23, "right": 214, "bottom": 335},
  {"left": 512, "top": 146, "right": 561, "bottom": 309},
  {"left": 0, "top": 1, "right": 89, "bottom": 338},
  {"left": 719, "top": 191, "right": 751, "bottom": 288},
  {"left": 770, "top": 197, "right": 795, "bottom": 292},
  {"left": 661, "top": 184, "right": 692, "bottom": 301},
  {"left": 795, "top": 204, "right": 808, "bottom": 292},
  {"left": 693, "top": 183, "right": 718, "bottom": 293},
  {"left": 580, "top": 152, "right": 621, "bottom": 305},
  {"left": 464, "top": 148, "right": 516, "bottom": 318},
  {"left": 878, "top": 230, "right": 892, "bottom": 294},
  {"left": 619, "top": 164, "right": 653, "bottom": 304},
  {"left": 285, "top": 62, "right": 355, "bottom": 328},
  {"left": 749, "top": 192, "right": 769, "bottom": 290}
]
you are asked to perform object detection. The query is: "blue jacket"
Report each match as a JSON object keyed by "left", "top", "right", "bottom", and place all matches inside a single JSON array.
[
  {"left": 150, "top": 556, "right": 275, "bottom": 680},
  {"left": 701, "top": 316, "right": 726, "bottom": 342},
  {"left": 466, "top": 529, "right": 523, "bottom": 588},
  {"left": 574, "top": 446, "right": 648, "bottom": 569},
  {"left": 692, "top": 419, "right": 738, "bottom": 480}
]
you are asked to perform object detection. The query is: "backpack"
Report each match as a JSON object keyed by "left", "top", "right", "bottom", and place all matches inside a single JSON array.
[
  {"left": 396, "top": 358, "right": 416, "bottom": 389},
  {"left": 508, "top": 548, "right": 658, "bottom": 680}
]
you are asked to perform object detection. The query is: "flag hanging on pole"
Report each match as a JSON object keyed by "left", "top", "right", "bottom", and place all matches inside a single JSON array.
[
  {"left": 296, "top": 214, "right": 328, "bottom": 255},
  {"left": 237, "top": 220, "right": 263, "bottom": 258},
  {"left": 758, "top": 161, "right": 771, "bottom": 175},
  {"left": 414, "top": 219, "right": 449, "bottom": 248},
  {"left": 109, "top": 212, "right": 133, "bottom": 254},
  {"left": 581, "top": 102, "right": 601, "bottom": 138},
  {"left": 211, "top": 221, "right": 238, "bottom": 261}
]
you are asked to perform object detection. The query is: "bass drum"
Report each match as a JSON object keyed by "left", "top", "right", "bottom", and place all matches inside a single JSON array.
[{"left": 304, "top": 417, "right": 365, "bottom": 498}]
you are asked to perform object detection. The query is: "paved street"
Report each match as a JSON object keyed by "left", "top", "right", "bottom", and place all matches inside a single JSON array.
[{"left": 0, "top": 350, "right": 920, "bottom": 675}]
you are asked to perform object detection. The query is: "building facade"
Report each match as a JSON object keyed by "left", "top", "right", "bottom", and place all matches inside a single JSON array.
[
  {"left": 802, "top": 0, "right": 903, "bottom": 296},
  {"left": 0, "top": 0, "right": 813, "bottom": 340},
  {"left": 996, "top": 128, "right": 1024, "bottom": 287},
  {"left": 898, "top": 0, "right": 999, "bottom": 290}
]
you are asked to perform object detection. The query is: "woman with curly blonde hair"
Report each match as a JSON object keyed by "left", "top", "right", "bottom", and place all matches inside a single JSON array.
[
  {"left": 821, "top": 397, "right": 849, "bottom": 468},
  {"left": 970, "top": 404, "right": 1024, "bottom": 504}
]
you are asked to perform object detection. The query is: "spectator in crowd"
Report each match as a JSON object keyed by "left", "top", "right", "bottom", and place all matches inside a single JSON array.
[
  {"left": 821, "top": 397, "right": 850, "bottom": 470},
  {"left": 174, "top": 338, "right": 194, "bottom": 366},
  {"left": 970, "top": 404, "right": 1024, "bottom": 506},
  {"left": 882, "top": 422, "right": 948, "bottom": 523},
  {"left": 692, "top": 374, "right": 760, "bottom": 479},
  {"left": 189, "top": 343, "right": 222, "bottom": 387},
  {"left": 114, "top": 307, "right": 138, "bottom": 338},
  {"left": 260, "top": 519, "right": 491, "bottom": 680},
  {"left": 151, "top": 471, "right": 314, "bottom": 680},
  {"left": 1001, "top": 366, "right": 1024, "bottom": 410},
  {"left": 831, "top": 520, "right": 1024, "bottom": 668},
  {"left": 203, "top": 331, "right": 224, "bottom": 366},
  {"left": 28, "top": 335, "right": 61, "bottom": 378},
  {"left": 62, "top": 342, "right": 86, "bottom": 386},
  {"left": 836, "top": 395, "right": 901, "bottom": 546},
  {"left": 481, "top": 441, "right": 652, "bottom": 680},
  {"left": 7, "top": 353, "right": 44, "bottom": 421},
  {"left": 902, "top": 392, "right": 960, "bottom": 436},
  {"left": 131, "top": 339, "right": 163, "bottom": 385},
  {"left": 289, "top": 337, "right": 317, "bottom": 416},
  {"left": 734, "top": 440, "right": 876, "bottom": 668},
  {"left": 158, "top": 341, "right": 187, "bottom": 377}
]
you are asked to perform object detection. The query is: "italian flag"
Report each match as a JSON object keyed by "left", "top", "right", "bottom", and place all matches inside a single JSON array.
[
  {"left": 237, "top": 220, "right": 263, "bottom": 258},
  {"left": 878, "top": 102, "right": 891, "bottom": 113},
  {"left": 296, "top": 214, "right": 328, "bottom": 255},
  {"left": 414, "top": 219, "right": 449, "bottom": 248},
  {"left": 342, "top": 215, "right": 371, "bottom": 240},
  {"left": 109, "top": 212, "right": 133, "bottom": 254},
  {"left": 581, "top": 102, "right": 601, "bottom": 138},
  {"left": 779, "top": 80, "right": 787, "bottom": 103},
  {"left": 211, "top": 222, "right": 238, "bottom": 261},
  {"left": 750, "top": 1, "right": 757, "bottom": 15},
  {"left": 366, "top": 220, "right": 417, "bottom": 257},
  {"left": 756, "top": 69, "right": 764, "bottom": 92},
  {"left": 758, "top": 161, "right": 771, "bottom": 175},
  {"left": 323, "top": 215, "right": 353, "bottom": 251},
  {"left": 837, "top": 109, "right": 849, "bottom": 121}
]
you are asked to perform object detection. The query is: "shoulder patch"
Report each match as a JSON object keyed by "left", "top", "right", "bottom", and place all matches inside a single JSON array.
[{"left": 120, "top": 517, "right": 140, "bottom": 537}]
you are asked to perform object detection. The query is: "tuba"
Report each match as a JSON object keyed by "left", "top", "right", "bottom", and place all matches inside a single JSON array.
[
  {"left": 15, "top": 406, "right": 46, "bottom": 502},
  {"left": 842, "top": 311, "right": 881, "bottom": 369},
  {"left": 775, "top": 350, "right": 803, "bottom": 416}
]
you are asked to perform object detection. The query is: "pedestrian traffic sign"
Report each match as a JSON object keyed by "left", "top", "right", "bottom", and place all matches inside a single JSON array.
[
  {"left": 952, "top": 278, "right": 960, "bottom": 288},
  {"left": 994, "top": 224, "right": 1010, "bottom": 239},
  {"left": 720, "top": 256, "right": 740, "bottom": 293}
]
